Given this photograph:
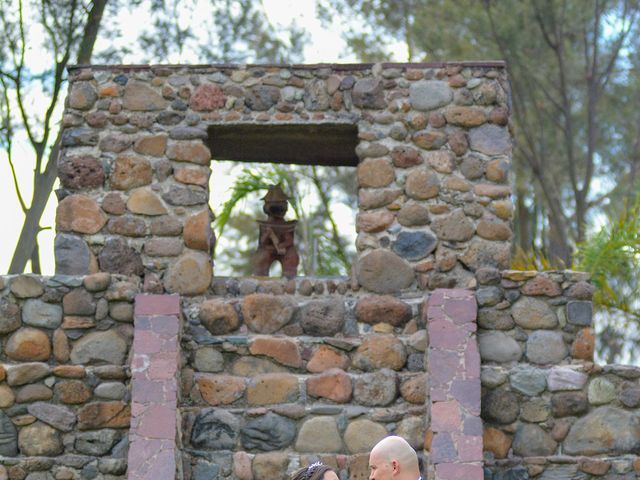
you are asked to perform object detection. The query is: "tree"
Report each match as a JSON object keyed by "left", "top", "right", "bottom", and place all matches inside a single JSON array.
[
  {"left": 318, "top": 0, "right": 640, "bottom": 266},
  {"left": 0, "top": 0, "right": 108, "bottom": 273}
]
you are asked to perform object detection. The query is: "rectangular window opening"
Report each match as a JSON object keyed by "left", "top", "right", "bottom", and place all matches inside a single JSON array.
[{"left": 207, "top": 124, "right": 358, "bottom": 279}]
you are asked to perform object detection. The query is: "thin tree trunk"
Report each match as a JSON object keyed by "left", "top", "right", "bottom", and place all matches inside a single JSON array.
[{"left": 8, "top": 0, "right": 108, "bottom": 273}]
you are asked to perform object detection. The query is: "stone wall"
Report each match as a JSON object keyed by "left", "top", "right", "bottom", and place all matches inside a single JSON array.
[
  {"left": 57, "top": 62, "right": 512, "bottom": 295},
  {"left": 0, "top": 274, "right": 139, "bottom": 479},
  {"left": 178, "top": 282, "right": 429, "bottom": 479},
  {"left": 477, "top": 270, "right": 640, "bottom": 479}
]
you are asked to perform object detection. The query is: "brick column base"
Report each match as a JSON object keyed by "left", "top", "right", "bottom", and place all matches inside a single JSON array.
[
  {"left": 128, "top": 295, "right": 181, "bottom": 480},
  {"left": 426, "top": 289, "right": 482, "bottom": 480}
]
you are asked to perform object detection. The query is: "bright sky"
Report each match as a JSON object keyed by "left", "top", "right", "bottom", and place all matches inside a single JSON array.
[{"left": 0, "top": 0, "right": 371, "bottom": 274}]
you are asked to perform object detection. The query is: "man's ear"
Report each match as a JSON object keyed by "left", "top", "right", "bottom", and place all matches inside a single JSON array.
[{"left": 391, "top": 460, "right": 400, "bottom": 474}]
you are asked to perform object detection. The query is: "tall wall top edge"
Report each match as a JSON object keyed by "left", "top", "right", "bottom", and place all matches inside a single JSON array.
[{"left": 67, "top": 60, "right": 507, "bottom": 72}]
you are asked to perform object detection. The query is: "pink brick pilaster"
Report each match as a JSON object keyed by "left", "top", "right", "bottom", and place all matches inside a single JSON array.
[
  {"left": 128, "top": 295, "right": 181, "bottom": 480},
  {"left": 426, "top": 289, "right": 482, "bottom": 480}
]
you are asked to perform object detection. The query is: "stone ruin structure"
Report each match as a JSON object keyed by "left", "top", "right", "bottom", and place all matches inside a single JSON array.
[{"left": 0, "top": 61, "right": 637, "bottom": 480}]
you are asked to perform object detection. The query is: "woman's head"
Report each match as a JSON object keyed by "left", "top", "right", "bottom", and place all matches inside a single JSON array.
[{"left": 291, "top": 462, "right": 339, "bottom": 480}]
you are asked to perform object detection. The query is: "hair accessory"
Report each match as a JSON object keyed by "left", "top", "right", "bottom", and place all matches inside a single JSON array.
[{"left": 305, "top": 462, "right": 324, "bottom": 480}]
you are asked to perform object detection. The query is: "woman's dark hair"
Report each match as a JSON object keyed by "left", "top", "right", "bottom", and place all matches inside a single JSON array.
[{"left": 290, "top": 462, "right": 334, "bottom": 480}]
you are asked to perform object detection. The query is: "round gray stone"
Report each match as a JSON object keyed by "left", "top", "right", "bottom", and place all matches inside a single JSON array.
[
  {"left": 588, "top": 377, "right": 616, "bottom": 405},
  {"left": 509, "top": 366, "right": 547, "bottom": 396},
  {"left": 391, "top": 231, "right": 437, "bottom": 261},
  {"left": 295, "top": 416, "right": 343, "bottom": 453},
  {"left": 70, "top": 330, "right": 128, "bottom": 365},
  {"left": 353, "top": 369, "right": 397, "bottom": 407},
  {"left": 526, "top": 331, "right": 567, "bottom": 365},
  {"left": 298, "top": 300, "right": 345, "bottom": 336},
  {"left": 512, "top": 297, "right": 558, "bottom": 329},
  {"left": 94, "top": 382, "right": 127, "bottom": 400},
  {"left": 194, "top": 347, "right": 225, "bottom": 373},
  {"left": 22, "top": 299, "right": 63, "bottom": 329},
  {"left": 409, "top": 80, "right": 453, "bottom": 111},
  {"left": 479, "top": 331, "right": 522, "bottom": 363},
  {"left": 476, "top": 287, "right": 503, "bottom": 307},
  {"left": 564, "top": 406, "right": 640, "bottom": 455},
  {"left": 356, "top": 249, "right": 414, "bottom": 294},
  {"left": 512, "top": 423, "right": 557, "bottom": 457}
]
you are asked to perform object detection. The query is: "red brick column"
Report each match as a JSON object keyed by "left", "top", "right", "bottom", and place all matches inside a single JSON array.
[
  {"left": 128, "top": 295, "right": 181, "bottom": 480},
  {"left": 426, "top": 289, "right": 482, "bottom": 480}
]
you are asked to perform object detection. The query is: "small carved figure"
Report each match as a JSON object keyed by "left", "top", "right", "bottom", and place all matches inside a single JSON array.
[{"left": 252, "top": 183, "right": 299, "bottom": 278}]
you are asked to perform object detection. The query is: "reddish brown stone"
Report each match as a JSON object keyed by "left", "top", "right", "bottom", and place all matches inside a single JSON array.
[
  {"left": 476, "top": 218, "right": 512, "bottom": 241},
  {"left": 56, "top": 195, "right": 107, "bottom": 234},
  {"left": 405, "top": 169, "right": 440, "bottom": 200},
  {"left": 196, "top": 374, "right": 245, "bottom": 405},
  {"left": 432, "top": 209, "right": 475, "bottom": 242},
  {"left": 123, "top": 81, "right": 167, "bottom": 111},
  {"left": 53, "top": 329, "right": 70, "bottom": 362},
  {"left": 77, "top": 401, "right": 130, "bottom": 429},
  {"left": 246, "top": 373, "right": 299, "bottom": 405},
  {"left": 521, "top": 275, "right": 562, "bottom": 296},
  {"left": 307, "top": 368, "right": 352, "bottom": 403},
  {"left": 400, "top": 375, "right": 426, "bottom": 404},
  {"left": 98, "top": 84, "right": 122, "bottom": 97},
  {"left": 474, "top": 184, "right": 511, "bottom": 198},
  {"left": 85, "top": 111, "right": 108, "bottom": 128},
  {"left": 356, "top": 211, "right": 395, "bottom": 233},
  {"left": 126, "top": 188, "right": 168, "bottom": 215},
  {"left": 357, "top": 158, "right": 394, "bottom": 187},
  {"left": 133, "top": 134, "right": 168, "bottom": 156},
  {"left": 110, "top": 154, "right": 152, "bottom": 190},
  {"left": 408, "top": 113, "right": 428, "bottom": 130},
  {"left": 184, "top": 209, "right": 214, "bottom": 251},
  {"left": 98, "top": 237, "right": 144, "bottom": 276},
  {"left": 486, "top": 158, "right": 510, "bottom": 183},
  {"left": 429, "top": 112, "right": 446, "bottom": 128},
  {"left": 199, "top": 300, "right": 239, "bottom": 335},
  {"left": 391, "top": 147, "right": 423, "bottom": 168},
  {"left": 102, "top": 192, "right": 126, "bottom": 215},
  {"left": 448, "top": 131, "right": 469, "bottom": 156},
  {"left": 107, "top": 216, "right": 147, "bottom": 237},
  {"left": 190, "top": 84, "right": 225, "bottom": 111},
  {"left": 566, "top": 281, "right": 595, "bottom": 300},
  {"left": 61, "top": 316, "right": 95, "bottom": 329},
  {"left": 353, "top": 334, "right": 406, "bottom": 371},
  {"left": 52, "top": 365, "right": 85, "bottom": 378},
  {"left": 489, "top": 106, "right": 509, "bottom": 125},
  {"left": 58, "top": 155, "right": 105, "bottom": 190},
  {"left": 355, "top": 296, "right": 411, "bottom": 327},
  {"left": 413, "top": 130, "right": 447, "bottom": 150},
  {"left": 164, "top": 252, "right": 212, "bottom": 295},
  {"left": 5, "top": 328, "right": 51, "bottom": 361},
  {"left": 241, "top": 294, "right": 295, "bottom": 334},
  {"left": 307, "top": 345, "right": 350, "bottom": 373},
  {"left": 444, "top": 106, "right": 486, "bottom": 127},
  {"left": 249, "top": 336, "right": 302, "bottom": 368},
  {"left": 55, "top": 380, "right": 92, "bottom": 404},
  {"left": 483, "top": 427, "right": 512, "bottom": 459},
  {"left": 144, "top": 237, "right": 183, "bottom": 257},
  {"left": 174, "top": 166, "right": 210, "bottom": 186},
  {"left": 166, "top": 142, "right": 211, "bottom": 165},
  {"left": 579, "top": 459, "right": 610, "bottom": 476},
  {"left": 572, "top": 328, "right": 595, "bottom": 360}
]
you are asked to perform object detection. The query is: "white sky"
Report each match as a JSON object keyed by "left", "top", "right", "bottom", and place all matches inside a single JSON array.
[{"left": 0, "top": 0, "right": 372, "bottom": 274}]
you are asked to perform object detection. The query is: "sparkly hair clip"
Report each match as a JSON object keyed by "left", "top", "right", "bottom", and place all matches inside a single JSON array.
[{"left": 305, "top": 462, "right": 324, "bottom": 480}]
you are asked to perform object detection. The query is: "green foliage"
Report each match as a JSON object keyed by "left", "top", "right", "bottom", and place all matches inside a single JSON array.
[{"left": 575, "top": 200, "right": 640, "bottom": 320}]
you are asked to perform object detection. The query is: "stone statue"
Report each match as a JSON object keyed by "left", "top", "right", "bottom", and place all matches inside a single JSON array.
[{"left": 252, "top": 184, "right": 299, "bottom": 278}]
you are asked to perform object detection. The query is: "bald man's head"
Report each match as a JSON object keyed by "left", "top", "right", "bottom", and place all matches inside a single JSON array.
[{"left": 368, "top": 436, "right": 420, "bottom": 480}]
